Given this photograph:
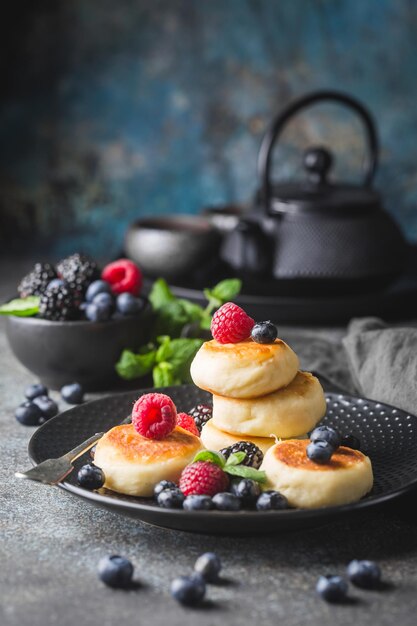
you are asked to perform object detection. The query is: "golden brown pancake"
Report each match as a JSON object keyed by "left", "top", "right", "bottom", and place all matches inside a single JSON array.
[{"left": 200, "top": 418, "right": 277, "bottom": 455}]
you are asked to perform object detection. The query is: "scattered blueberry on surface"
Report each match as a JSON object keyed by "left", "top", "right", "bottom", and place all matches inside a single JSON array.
[
  {"left": 25, "top": 383, "right": 48, "bottom": 401},
  {"left": 61, "top": 382, "right": 84, "bottom": 404},
  {"left": 32, "top": 395, "right": 58, "bottom": 419},
  {"left": 347, "top": 559, "right": 381, "bottom": 588},
  {"left": 341, "top": 434, "right": 361, "bottom": 450},
  {"left": 171, "top": 574, "right": 206, "bottom": 606},
  {"left": 116, "top": 293, "right": 145, "bottom": 316},
  {"left": 157, "top": 487, "right": 185, "bottom": 509},
  {"left": 307, "top": 440, "right": 334, "bottom": 464},
  {"left": 256, "top": 490, "right": 289, "bottom": 511},
  {"left": 194, "top": 552, "right": 221, "bottom": 582},
  {"left": 15, "top": 401, "right": 43, "bottom": 426},
  {"left": 154, "top": 480, "right": 177, "bottom": 498},
  {"left": 183, "top": 495, "right": 214, "bottom": 511},
  {"left": 86, "top": 280, "right": 112, "bottom": 302},
  {"left": 251, "top": 321, "right": 278, "bottom": 344},
  {"left": 77, "top": 464, "right": 105, "bottom": 490},
  {"left": 212, "top": 492, "right": 241, "bottom": 511},
  {"left": 231, "top": 479, "right": 261, "bottom": 506},
  {"left": 316, "top": 575, "right": 348, "bottom": 602},
  {"left": 310, "top": 425, "right": 341, "bottom": 449},
  {"left": 98, "top": 555, "right": 134, "bottom": 589}
]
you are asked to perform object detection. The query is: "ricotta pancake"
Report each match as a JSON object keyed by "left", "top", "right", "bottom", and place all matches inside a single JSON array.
[
  {"left": 212, "top": 371, "right": 326, "bottom": 438},
  {"left": 94, "top": 424, "right": 203, "bottom": 497},
  {"left": 190, "top": 338, "right": 299, "bottom": 399},
  {"left": 261, "top": 439, "right": 373, "bottom": 509}
]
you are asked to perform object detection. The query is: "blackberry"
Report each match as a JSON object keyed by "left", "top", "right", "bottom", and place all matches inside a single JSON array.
[
  {"left": 189, "top": 404, "right": 212, "bottom": 433},
  {"left": 220, "top": 441, "right": 264, "bottom": 469},
  {"left": 39, "top": 283, "right": 81, "bottom": 321},
  {"left": 56, "top": 253, "right": 99, "bottom": 295},
  {"left": 18, "top": 263, "right": 57, "bottom": 298}
]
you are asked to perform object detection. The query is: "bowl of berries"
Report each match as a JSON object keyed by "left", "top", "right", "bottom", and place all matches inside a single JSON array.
[{"left": 2, "top": 254, "right": 154, "bottom": 390}]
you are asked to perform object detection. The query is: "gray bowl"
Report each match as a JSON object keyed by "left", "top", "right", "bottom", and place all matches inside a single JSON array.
[
  {"left": 124, "top": 215, "right": 221, "bottom": 279},
  {"left": 5, "top": 303, "right": 154, "bottom": 391}
]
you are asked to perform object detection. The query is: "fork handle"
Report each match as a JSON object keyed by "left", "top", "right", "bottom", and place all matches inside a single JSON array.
[{"left": 62, "top": 432, "right": 105, "bottom": 462}]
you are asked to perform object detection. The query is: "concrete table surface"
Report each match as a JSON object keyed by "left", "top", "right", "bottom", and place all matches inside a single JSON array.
[{"left": 1, "top": 259, "right": 417, "bottom": 626}]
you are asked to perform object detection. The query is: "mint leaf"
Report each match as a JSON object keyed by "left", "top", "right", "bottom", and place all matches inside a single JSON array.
[
  {"left": 115, "top": 349, "right": 156, "bottom": 380},
  {"left": 211, "top": 278, "right": 242, "bottom": 303},
  {"left": 0, "top": 296, "right": 40, "bottom": 317},
  {"left": 225, "top": 452, "right": 246, "bottom": 466},
  {"left": 224, "top": 465, "right": 267, "bottom": 483},
  {"left": 193, "top": 450, "right": 226, "bottom": 468},
  {"left": 153, "top": 362, "right": 180, "bottom": 387},
  {"left": 155, "top": 335, "right": 173, "bottom": 363},
  {"left": 149, "top": 278, "right": 174, "bottom": 310},
  {"left": 153, "top": 300, "right": 191, "bottom": 337},
  {"left": 177, "top": 299, "right": 205, "bottom": 322}
]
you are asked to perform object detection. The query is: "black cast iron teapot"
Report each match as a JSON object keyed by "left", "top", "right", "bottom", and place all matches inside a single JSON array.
[{"left": 221, "top": 90, "right": 408, "bottom": 296}]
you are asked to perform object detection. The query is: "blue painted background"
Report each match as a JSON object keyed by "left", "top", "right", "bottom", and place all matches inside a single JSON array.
[{"left": 1, "top": 0, "right": 417, "bottom": 258}]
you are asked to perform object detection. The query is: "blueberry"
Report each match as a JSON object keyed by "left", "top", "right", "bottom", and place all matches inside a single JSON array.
[
  {"left": 77, "top": 464, "right": 105, "bottom": 490},
  {"left": 183, "top": 495, "right": 214, "bottom": 511},
  {"left": 310, "top": 425, "right": 341, "bottom": 449},
  {"left": 171, "top": 574, "right": 206, "bottom": 606},
  {"left": 116, "top": 293, "right": 145, "bottom": 316},
  {"left": 231, "top": 479, "right": 261, "bottom": 506},
  {"left": 25, "top": 383, "right": 48, "bottom": 400},
  {"left": 15, "top": 401, "right": 44, "bottom": 426},
  {"left": 251, "top": 321, "right": 278, "bottom": 344},
  {"left": 256, "top": 490, "right": 289, "bottom": 511},
  {"left": 61, "top": 382, "right": 84, "bottom": 404},
  {"left": 347, "top": 559, "right": 381, "bottom": 588},
  {"left": 154, "top": 480, "right": 177, "bottom": 498},
  {"left": 47, "top": 278, "right": 65, "bottom": 290},
  {"left": 86, "top": 280, "right": 112, "bottom": 302},
  {"left": 85, "top": 302, "right": 112, "bottom": 322},
  {"left": 316, "top": 575, "right": 348, "bottom": 602},
  {"left": 212, "top": 492, "right": 241, "bottom": 511},
  {"left": 307, "top": 440, "right": 334, "bottom": 464},
  {"left": 97, "top": 555, "right": 134, "bottom": 588},
  {"left": 341, "top": 434, "right": 361, "bottom": 450},
  {"left": 32, "top": 395, "right": 58, "bottom": 419},
  {"left": 194, "top": 552, "right": 221, "bottom": 582},
  {"left": 157, "top": 488, "right": 185, "bottom": 508},
  {"left": 92, "top": 292, "right": 114, "bottom": 308}
]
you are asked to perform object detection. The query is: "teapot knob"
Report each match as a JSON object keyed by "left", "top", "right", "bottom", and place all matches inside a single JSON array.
[{"left": 303, "top": 147, "right": 333, "bottom": 185}]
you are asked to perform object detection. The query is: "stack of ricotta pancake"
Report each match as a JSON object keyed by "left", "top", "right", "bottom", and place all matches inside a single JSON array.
[{"left": 190, "top": 337, "right": 327, "bottom": 455}]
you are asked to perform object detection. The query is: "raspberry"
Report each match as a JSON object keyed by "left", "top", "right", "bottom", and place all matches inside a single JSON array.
[
  {"left": 211, "top": 302, "right": 254, "bottom": 344},
  {"left": 179, "top": 461, "right": 229, "bottom": 496},
  {"left": 132, "top": 393, "right": 177, "bottom": 440},
  {"left": 102, "top": 259, "right": 142, "bottom": 296},
  {"left": 177, "top": 413, "right": 200, "bottom": 437}
]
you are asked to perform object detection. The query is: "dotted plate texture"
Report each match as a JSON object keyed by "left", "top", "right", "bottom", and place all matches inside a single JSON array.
[{"left": 28, "top": 385, "right": 417, "bottom": 536}]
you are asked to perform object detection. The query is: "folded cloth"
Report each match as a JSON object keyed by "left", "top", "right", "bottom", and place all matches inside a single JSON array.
[{"left": 343, "top": 317, "right": 417, "bottom": 414}]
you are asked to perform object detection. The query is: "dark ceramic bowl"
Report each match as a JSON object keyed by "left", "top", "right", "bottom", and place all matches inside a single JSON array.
[
  {"left": 5, "top": 303, "right": 154, "bottom": 391},
  {"left": 124, "top": 215, "right": 221, "bottom": 279}
]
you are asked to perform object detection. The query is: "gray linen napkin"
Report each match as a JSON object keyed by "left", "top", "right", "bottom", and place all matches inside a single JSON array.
[{"left": 342, "top": 317, "right": 417, "bottom": 414}]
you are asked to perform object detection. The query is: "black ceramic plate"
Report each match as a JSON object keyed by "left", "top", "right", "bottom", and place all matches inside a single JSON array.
[{"left": 28, "top": 385, "right": 417, "bottom": 535}]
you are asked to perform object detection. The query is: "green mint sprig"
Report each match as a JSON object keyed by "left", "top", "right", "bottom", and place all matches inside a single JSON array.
[
  {"left": 192, "top": 449, "right": 267, "bottom": 483},
  {"left": 0, "top": 296, "right": 40, "bottom": 317}
]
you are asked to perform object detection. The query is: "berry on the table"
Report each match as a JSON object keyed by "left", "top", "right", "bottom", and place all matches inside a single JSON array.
[
  {"left": 97, "top": 555, "right": 134, "bottom": 589},
  {"left": 194, "top": 552, "right": 221, "bottom": 582},
  {"left": 307, "top": 440, "right": 334, "bottom": 464},
  {"left": 57, "top": 253, "right": 100, "bottom": 295},
  {"left": 176, "top": 412, "right": 200, "bottom": 437},
  {"left": 86, "top": 280, "right": 112, "bottom": 302},
  {"left": 116, "top": 293, "right": 145, "bottom": 316},
  {"left": 256, "top": 490, "right": 289, "bottom": 511},
  {"left": 210, "top": 302, "right": 255, "bottom": 344},
  {"left": 157, "top": 487, "right": 185, "bottom": 509},
  {"left": 33, "top": 395, "right": 58, "bottom": 419},
  {"left": 39, "top": 283, "right": 81, "bottom": 321},
  {"left": 341, "top": 434, "right": 361, "bottom": 450},
  {"left": 179, "top": 461, "right": 229, "bottom": 497},
  {"left": 188, "top": 404, "right": 212, "bottom": 433},
  {"left": 132, "top": 393, "right": 177, "bottom": 440},
  {"left": 102, "top": 259, "right": 142, "bottom": 296},
  {"left": 18, "top": 262, "right": 57, "bottom": 298},
  {"left": 212, "top": 492, "right": 241, "bottom": 511},
  {"left": 310, "top": 425, "right": 341, "bottom": 449},
  {"left": 77, "top": 464, "right": 105, "bottom": 490},
  {"left": 183, "top": 495, "right": 214, "bottom": 511},
  {"left": 231, "top": 478, "right": 261, "bottom": 506},
  {"left": 61, "top": 382, "right": 84, "bottom": 405},
  {"left": 316, "top": 575, "right": 348, "bottom": 603},
  {"left": 346, "top": 560, "right": 381, "bottom": 588},
  {"left": 15, "top": 401, "right": 43, "bottom": 426},
  {"left": 251, "top": 321, "right": 278, "bottom": 344},
  {"left": 170, "top": 574, "right": 206, "bottom": 606},
  {"left": 154, "top": 480, "right": 177, "bottom": 498},
  {"left": 25, "top": 383, "right": 48, "bottom": 401},
  {"left": 220, "top": 441, "right": 264, "bottom": 469}
]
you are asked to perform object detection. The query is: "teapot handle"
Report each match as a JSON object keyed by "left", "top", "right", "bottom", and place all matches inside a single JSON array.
[{"left": 257, "top": 90, "right": 379, "bottom": 212}]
